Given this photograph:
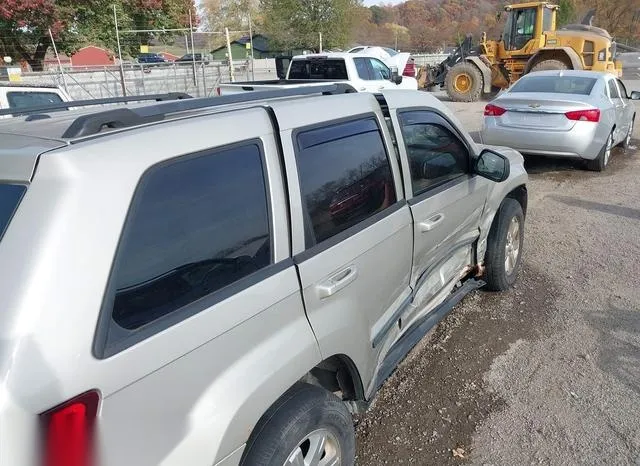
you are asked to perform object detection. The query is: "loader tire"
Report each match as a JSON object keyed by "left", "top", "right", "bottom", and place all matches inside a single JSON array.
[
  {"left": 445, "top": 62, "right": 483, "bottom": 102},
  {"left": 530, "top": 59, "right": 569, "bottom": 72}
]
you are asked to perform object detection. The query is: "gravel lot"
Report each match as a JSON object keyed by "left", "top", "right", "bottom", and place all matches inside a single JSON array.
[{"left": 355, "top": 87, "right": 640, "bottom": 465}]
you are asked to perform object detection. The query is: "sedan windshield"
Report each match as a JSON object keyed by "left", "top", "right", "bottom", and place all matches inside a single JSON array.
[{"left": 510, "top": 76, "right": 597, "bottom": 95}]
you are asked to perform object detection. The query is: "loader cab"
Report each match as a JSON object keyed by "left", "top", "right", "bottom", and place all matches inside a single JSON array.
[{"left": 502, "top": 3, "right": 557, "bottom": 52}]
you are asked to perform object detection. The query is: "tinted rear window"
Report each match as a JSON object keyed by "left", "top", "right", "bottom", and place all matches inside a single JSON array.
[
  {"left": 0, "top": 184, "right": 26, "bottom": 240},
  {"left": 510, "top": 76, "right": 597, "bottom": 95},
  {"left": 7, "top": 91, "right": 64, "bottom": 109},
  {"left": 288, "top": 59, "right": 348, "bottom": 80}
]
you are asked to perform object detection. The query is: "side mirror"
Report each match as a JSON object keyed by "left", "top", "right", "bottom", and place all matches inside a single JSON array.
[
  {"left": 630, "top": 91, "right": 640, "bottom": 100},
  {"left": 475, "top": 149, "right": 510, "bottom": 182},
  {"left": 391, "top": 72, "right": 403, "bottom": 85}
]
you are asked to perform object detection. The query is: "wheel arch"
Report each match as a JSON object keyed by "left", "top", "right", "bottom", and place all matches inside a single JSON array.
[
  {"left": 505, "top": 184, "right": 528, "bottom": 219},
  {"left": 524, "top": 47, "right": 583, "bottom": 74},
  {"left": 300, "top": 354, "right": 366, "bottom": 407}
]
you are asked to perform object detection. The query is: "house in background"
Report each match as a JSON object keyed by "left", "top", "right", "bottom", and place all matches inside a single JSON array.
[
  {"left": 71, "top": 46, "right": 114, "bottom": 66},
  {"left": 211, "top": 34, "right": 297, "bottom": 60}
]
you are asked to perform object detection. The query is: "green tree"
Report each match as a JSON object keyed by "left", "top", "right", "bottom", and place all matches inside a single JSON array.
[
  {"left": 557, "top": 0, "right": 576, "bottom": 26},
  {"left": 0, "top": 0, "right": 197, "bottom": 71},
  {"left": 261, "top": 0, "right": 360, "bottom": 51}
]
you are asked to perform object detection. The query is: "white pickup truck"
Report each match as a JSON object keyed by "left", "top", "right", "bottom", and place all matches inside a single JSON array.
[
  {"left": 217, "top": 52, "right": 419, "bottom": 95},
  {"left": 0, "top": 83, "right": 71, "bottom": 117}
]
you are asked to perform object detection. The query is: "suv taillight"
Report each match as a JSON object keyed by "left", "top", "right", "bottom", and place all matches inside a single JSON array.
[
  {"left": 41, "top": 390, "right": 100, "bottom": 466},
  {"left": 403, "top": 61, "right": 416, "bottom": 77}
]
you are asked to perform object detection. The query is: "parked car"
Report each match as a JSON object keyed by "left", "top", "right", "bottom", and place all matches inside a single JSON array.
[
  {"left": 217, "top": 52, "right": 418, "bottom": 95},
  {"left": 137, "top": 53, "right": 168, "bottom": 64},
  {"left": 482, "top": 70, "right": 638, "bottom": 171},
  {"left": 175, "top": 53, "right": 210, "bottom": 65},
  {"left": 0, "top": 86, "right": 527, "bottom": 466},
  {"left": 347, "top": 45, "right": 417, "bottom": 77},
  {"left": 0, "top": 83, "right": 72, "bottom": 118}
]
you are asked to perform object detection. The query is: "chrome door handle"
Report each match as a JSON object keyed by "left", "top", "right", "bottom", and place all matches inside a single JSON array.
[
  {"left": 419, "top": 213, "right": 445, "bottom": 232},
  {"left": 316, "top": 266, "right": 358, "bottom": 299},
  {"left": 359, "top": 87, "right": 366, "bottom": 91}
]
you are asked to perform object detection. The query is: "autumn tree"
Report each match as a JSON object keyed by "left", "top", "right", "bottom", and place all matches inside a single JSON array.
[
  {"left": 260, "top": 0, "right": 360, "bottom": 51},
  {"left": 0, "top": 0, "right": 197, "bottom": 71}
]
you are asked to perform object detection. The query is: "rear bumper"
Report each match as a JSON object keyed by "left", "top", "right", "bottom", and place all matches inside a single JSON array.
[{"left": 481, "top": 118, "right": 604, "bottom": 160}]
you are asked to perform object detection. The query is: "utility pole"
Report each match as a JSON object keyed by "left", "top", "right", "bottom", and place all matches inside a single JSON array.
[
  {"left": 189, "top": 9, "right": 197, "bottom": 87},
  {"left": 48, "top": 28, "right": 69, "bottom": 94},
  {"left": 248, "top": 11, "right": 255, "bottom": 80},
  {"left": 226, "top": 27, "right": 235, "bottom": 82},
  {"left": 113, "top": 4, "right": 127, "bottom": 96},
  {"left": 319, "top": 32, "right": 323, "bottom": 53}
]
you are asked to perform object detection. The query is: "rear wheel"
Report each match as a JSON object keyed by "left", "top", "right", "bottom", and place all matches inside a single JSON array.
[
  {"left": 241, "top": 383, "right": 355, "bottom": 466},
  {"left": 530, "top": 59, "right": 569, "bottom": 72},
  {"left": 445, "top": 62, "right": 483, "bottom": 102},
  {"left": 586, "top": 130, "right": 613, "bottom": 172}
]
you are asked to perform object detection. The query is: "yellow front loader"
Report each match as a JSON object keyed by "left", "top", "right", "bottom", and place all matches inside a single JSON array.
[{"left": 421, "top": 2, "right": 623, "bottom": 102}]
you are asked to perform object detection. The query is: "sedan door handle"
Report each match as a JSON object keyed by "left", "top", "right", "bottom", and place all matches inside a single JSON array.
[
  {"left": 419, "top": 213, "right": 445, "bottom": 232},
  {"left": 316, "top": 266, "right": 358, "bottom": 299},
  {"left": 359, "top": 87, "right": 367, "bottom": 91}
]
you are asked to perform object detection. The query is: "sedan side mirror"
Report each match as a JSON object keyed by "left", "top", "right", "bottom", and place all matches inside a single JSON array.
[
  {"left": 475, "top": 149, "right": 510, "bottom": 182},
  {"left": 630, "top": 91, "right": 640, "bottom": 100}
]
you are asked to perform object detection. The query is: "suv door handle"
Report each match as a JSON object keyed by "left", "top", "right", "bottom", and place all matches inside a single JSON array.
[
  {"left": 316, "top": 266, "right": 358, "bottom": 299},
  {"left": 419, "top": 213, "right": 445, "bottom": 232}
]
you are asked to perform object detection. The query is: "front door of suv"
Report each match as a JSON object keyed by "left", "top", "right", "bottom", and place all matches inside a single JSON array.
[
  {"left": 393, "top": 109, "right": 490, "bottom": 327},
  {"left": 286, "top": 115, "right": 413, "bottom": 390}
]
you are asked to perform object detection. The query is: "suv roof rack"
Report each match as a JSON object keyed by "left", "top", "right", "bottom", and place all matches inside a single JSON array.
[
  {"left": 0, "top": 92, "right": 192, "bottom": 118},
  {"left": 60, "top": 83, "right": 357, "bottom": 139}
]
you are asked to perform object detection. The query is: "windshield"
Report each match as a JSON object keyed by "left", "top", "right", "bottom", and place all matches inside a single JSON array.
[
  {"left": 502, "top": 10, "right": 514, "bottom": 48},
  {"left": 510, "top": 76, "right": 597, "bottom": 95},
  {"left": 288, "top": 59, "right": 349, "bottom": 80},
  {"left": 0, "top": 184, "right": 26, "bottom": 241}
]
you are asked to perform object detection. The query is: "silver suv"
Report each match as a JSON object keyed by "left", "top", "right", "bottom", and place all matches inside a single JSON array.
[{"left": 0, "top": 86, "right": 527, "bottom": 466}]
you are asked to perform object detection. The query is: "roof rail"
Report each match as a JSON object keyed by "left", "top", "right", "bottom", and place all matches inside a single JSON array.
[
  {"left": 63, "top": 83, "right": 357, "bottom": 139},
  {"left": 0, "top": 92, "right": 192, "bottom": 118}
]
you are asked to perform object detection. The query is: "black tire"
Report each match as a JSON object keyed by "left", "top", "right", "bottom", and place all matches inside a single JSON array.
[
  {"left": 619, "top": 117, "right": 634, "bottom": 150},
  {"left": 445, "top": 62, "right": 483, "bottom": 102},
  {"left": 586, "top": 130, "right": 613, "bottom": 172},
  {"left": 530, "top": 59, "right": 569, "bottom": 72},
  {"left": 484, "top": 198, "right": 525, "bottom": 291},
  {"left": 241, "top": 383, "right": 355, "bottom": 466}
]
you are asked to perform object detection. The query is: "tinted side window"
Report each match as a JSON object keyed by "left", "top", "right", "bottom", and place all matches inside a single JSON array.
[
  {"left": 617, "top": 79, "right": 629, "bottom": 99},
  {"left": 109, "top": 143, "right": 271, "bottom": 331},
  {"left": 296, "top": 118, "right": 397, "bottom": 246},
  {"left": 7, "top": 91, "right": 64, "bottom": 109},
  {"left": 369, "top": 58, "right": 391, "bottom": 80},
  {"left": 354, "top": 58, "right": 371, "bottom": 80},
  {"left": 0, "top": 184, "right": 26, "bottom": 241},
  {"left": 399, "top": 111, "right": 469, "bottom": 195},
  {"left": 608, "top": 80, "right": 620, "bottom": 98}
]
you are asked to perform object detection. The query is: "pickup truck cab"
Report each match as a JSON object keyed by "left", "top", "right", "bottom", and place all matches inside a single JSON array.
[
  {"left": 217, "top": 52, "right": 419, "bottom": 95},
  {"left": 0, "top": 83, "right": 71, "bottom": 117},
  {"left": 0, "top": 86, "right": 526, "bottom": 466}
]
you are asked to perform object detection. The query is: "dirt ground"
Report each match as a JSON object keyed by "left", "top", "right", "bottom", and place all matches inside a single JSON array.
[{"left": 355, "top": 92, "right": 640, "bottom": 465}]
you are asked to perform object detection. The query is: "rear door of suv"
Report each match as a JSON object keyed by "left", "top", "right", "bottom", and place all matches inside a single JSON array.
[{"left": 272, "top": 94, "right": 414, "bottom": 391}]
